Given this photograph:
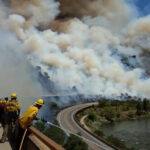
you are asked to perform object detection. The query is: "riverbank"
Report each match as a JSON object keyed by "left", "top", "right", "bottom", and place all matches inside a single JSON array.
[{"left": 75, "top": 99, "right": 150, "bottom": 150}]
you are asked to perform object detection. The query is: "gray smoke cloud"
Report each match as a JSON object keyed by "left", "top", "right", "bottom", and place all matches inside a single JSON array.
[
  {"left": 0, "top": 0, "right": 150, "bottom": 98},
  {"left": 8, "top": 0, "right": 60, "bottom": 27}
]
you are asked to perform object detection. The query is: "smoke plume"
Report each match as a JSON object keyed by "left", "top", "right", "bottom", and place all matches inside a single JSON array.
[
  {"left": 0, "top": 27, "right": 43, "bottom": 97},
  {"left": 0, "top": 0, "right": 150, "bottom": 98}
]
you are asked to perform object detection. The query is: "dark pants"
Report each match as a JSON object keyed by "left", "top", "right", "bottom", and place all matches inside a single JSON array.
[
  {"left": 0, "top": 112, "right": 10, "bottom": 142},
  {"left": 0, "top": 109, "right": 2, "bottom": 123},
  {"left": 0, "top": 110, "right": 4, "bottom": 125},
  {"left": 15, "top": 124, "right": 25, "bottom": 150},
  {"left": 8, "top": 111, "right": 18, "bottom": 122}
]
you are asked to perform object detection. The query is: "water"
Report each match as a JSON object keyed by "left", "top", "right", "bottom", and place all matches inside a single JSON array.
[{"left": 101, "top": 119, "right": 150, "bottom": 150}]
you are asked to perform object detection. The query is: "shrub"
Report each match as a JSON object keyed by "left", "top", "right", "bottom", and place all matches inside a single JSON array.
[
  {"left": 98, "top": 99, "right": 110, "bottom": 108},
  {"left": 111, "top": 100, "right": 121, "bottom": 107},
  {"left": 136, "top": 102, "right": 142, "bottom": 116},
  {"left": 44, "top": 126, "right": 65, "bottom": 145},
  {"left": 122, "top": 105, "right": 130, "bottom": 111},
  {"left": 127, "top": 111, "right": 134, "bottom": 118},
  {"left": 106, "top": 135, "right": 131, "bottom": 150},
  {"left": 103, "top": 107, "right": 115, "bottom": 122},
  {"left": 94, "top": 130, "right": 104, "bottom": 137},
  {"left": 88, "top": 112, "right": 97, "bottom": 121},
  {"left": 126, "top": 100, "right": 138, "bottom": 108},
  {"left": 116, "top": 112, "right": 121, "bottom": 118},
  {"left": 100, "top": 110, "right": 105, "bottom": 117},
  {"left": 64, "top": 135, "right": 88, "bottom": 150},
  {"left": 143, "top": 99, "right": 149, "bottom": 113},
  {"left": 50, "top": 102, "right": 59, "bottom": 110},
  {"left": 34, "top": 121, "right": 45, "bottom": 132}
]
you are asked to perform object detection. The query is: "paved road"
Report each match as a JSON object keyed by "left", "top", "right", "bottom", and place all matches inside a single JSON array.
[
  {"left": 57, "top": 103, "right": 114, "bottom": 150},
  {"left": 0, "top": 126, "right": 12, "bottom": 150}
]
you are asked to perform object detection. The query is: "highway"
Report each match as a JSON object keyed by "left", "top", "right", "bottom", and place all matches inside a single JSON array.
[{"left": 57, "top": 103, "right": 115, "bottom": 150}]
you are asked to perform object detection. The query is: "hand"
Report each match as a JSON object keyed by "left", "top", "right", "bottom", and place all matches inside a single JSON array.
[{"left": 41, "top": 118, "right": 47, "bottom": 123}]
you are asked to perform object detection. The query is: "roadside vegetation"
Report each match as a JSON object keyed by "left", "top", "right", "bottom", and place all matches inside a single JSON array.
[
  {"left": 75, "top": 98, "right": 150, "bottom": 150},
  {"left": 34, "top": 101, "right": 88, "bottom": 150},
  {"left": 34, "top": 121, "right": 88, "bottom": 150},
  {"left": 50, "top": 102, "right": 59, "bottom": 110}
]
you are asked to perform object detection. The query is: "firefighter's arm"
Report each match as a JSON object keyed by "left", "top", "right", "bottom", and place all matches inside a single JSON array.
[{"left": 28, "top": 111, "right": 38, "bottom": 121}]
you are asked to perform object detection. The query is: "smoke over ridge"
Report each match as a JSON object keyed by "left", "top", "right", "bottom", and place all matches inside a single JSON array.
[{"left": 0, "top": 0, "right": 150, "bottom": 98}]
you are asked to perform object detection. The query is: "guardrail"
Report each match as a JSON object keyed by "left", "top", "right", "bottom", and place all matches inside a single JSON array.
[
  {"left": 20, "top": 126, "right": 65, "bottom": 150},
  {"left": 74, "top": 104, "right": 119, "bottom": 150}
]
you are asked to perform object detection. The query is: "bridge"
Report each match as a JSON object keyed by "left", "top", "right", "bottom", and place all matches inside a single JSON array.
[{"left": 0, "top": 101, "right": 115, "bottom": 150}]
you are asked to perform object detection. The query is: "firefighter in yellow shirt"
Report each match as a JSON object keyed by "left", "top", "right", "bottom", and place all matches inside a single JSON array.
[
  {"left": 16, "top": 99, "right": 44, "bottom": 149},
  {"left": 6, "top": 93, "right": 21, "bottom": 121},
  {"left": 0, "top": 93, "right": 20, "bottom": 143}
]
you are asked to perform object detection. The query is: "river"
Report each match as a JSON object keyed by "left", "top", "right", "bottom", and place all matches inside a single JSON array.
[{"left": 101, "top": 119, "right": 150, "bottom": 150}]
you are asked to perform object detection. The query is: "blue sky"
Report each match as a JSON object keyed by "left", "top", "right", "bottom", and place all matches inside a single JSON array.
[{"left": 132, "top": 0, "right": 150, "bottom": 16}]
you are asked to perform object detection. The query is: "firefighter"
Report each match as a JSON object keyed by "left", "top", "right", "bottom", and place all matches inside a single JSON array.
[
  {"left": 0, "top": 98, "right": 6, "bottom": 127},
  {"left": 0, "top": 93, "right": 20, "bottom": 143},
  {"left": 7, "top": 93, "right": 20, "bottom": 127},
  {"left": 0, "top": 97, "right": 9, "bottom": 126},
  {"left": 16, "top": 99, "right": 44, "bottom": 149},
  {"left": 19, "top": 99, "right": 44, "bottom": 129}
]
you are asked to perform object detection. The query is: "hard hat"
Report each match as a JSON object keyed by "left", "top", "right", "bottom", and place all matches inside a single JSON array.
[
  {"left": 35, "top": 99, "right": 44, "bottom": 106},
  {"left": 11, "top": 93, "right": 17, "bottom": 99}
]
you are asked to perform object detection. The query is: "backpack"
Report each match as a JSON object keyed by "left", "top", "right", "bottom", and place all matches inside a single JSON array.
[{"left": 0, "top": 103, "right": 5, "bottom": 110}]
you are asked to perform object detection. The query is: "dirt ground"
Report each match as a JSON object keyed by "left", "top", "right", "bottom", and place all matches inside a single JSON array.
[{"left": 0, "top": 126, "right": 12, "bottom": 150}]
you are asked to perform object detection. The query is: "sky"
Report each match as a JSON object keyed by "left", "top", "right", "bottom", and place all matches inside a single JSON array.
[{"left": 132, "top": 0, "right": 150, "bottom": 16}]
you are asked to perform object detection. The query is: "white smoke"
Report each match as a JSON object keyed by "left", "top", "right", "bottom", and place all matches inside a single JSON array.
[
  {"left": 0, "top": 27, "right": 43, "bottom": 97},
  {"left": 0, "top": 0, "right": 150, "bottom": 98},
  {"left": 124, "top": 16, "right": 150, "bottom": 71}
]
